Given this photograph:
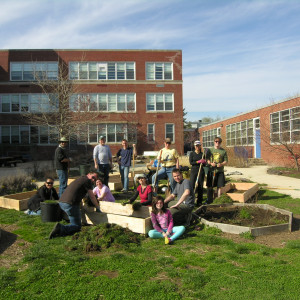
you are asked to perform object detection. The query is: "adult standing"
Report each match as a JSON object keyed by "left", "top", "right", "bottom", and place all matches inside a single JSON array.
[
  {"left": 164, "top": 168, "right": 195, "bottom": 226},
  {"left": 206, "top": 137, "right": 228, "bottom": 200},
  {"left": 93, "top": 135, "right": 112, "bottom": 186},
  {"left": 189, "top": 141, "right": 206, "bottom": 206},
  {"left": 49, "top": 172, "right": 101, "bottom": 239},
  {"left": 152, "top": 138, "right": 179, "bottom": 194},
  {"left": 54, "top": 136, "right": 70, "bottom": 197},
  {"left": 116, "top": 139, "right": 136, "bottom": 192}
]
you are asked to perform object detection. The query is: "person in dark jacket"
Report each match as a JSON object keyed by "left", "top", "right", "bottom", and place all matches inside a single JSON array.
[
  {"left": 54, "top": 136, "right": 70, "bottom": 197},
  {"left": 49, "top": 172, "right": 101, "bottom": 239},
  {"left": 26, "top": 177, "right": 59, "bottom": 215},
  {"left": 189, "top": 141, "right": 206, "bottom": 206}
]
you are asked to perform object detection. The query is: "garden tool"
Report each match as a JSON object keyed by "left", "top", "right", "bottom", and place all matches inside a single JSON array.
[
  {"left": 193, "top": 150, "right": 206, "bottom": 196},
  {"left": 153, "top": 150, "right": 162, "bottom": 193},
  {"left": 132, "top": 151, "right": 136, "bottom": 189}
]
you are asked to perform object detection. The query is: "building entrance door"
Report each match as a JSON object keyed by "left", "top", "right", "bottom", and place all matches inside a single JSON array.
[{"left": 254, "top": 118, "right": 261, "bottom": 158}]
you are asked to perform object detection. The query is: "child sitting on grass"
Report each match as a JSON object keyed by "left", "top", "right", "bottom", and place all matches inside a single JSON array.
[{"left": 148, "top": 196, "right": 185, "bottom": 245}]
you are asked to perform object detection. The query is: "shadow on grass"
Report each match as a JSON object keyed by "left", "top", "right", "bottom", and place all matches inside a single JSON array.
[
  {"left": 0, "top": 230, "right": 17, "bottom": 254},
  {"left": 258, "top": 189, "right": 291, "bottom": 201}
]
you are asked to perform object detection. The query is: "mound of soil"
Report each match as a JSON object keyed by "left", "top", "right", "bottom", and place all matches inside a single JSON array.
[
  {"left": 68, "top": 223, "right": 142, "bottom": 252},
  {"left": 199, "top": 205, "right": 289, "bottom": 227}
]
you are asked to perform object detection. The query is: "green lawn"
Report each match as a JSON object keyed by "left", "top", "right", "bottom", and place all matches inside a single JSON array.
[{"left": 1, "top": 189, "right": 300, "bottom": 300}]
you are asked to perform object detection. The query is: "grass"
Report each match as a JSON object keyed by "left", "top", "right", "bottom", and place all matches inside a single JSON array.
[
  {"left": 267, "top": 167, "right": 300, "bottom": 179},
  {"left": 1, "top": 188, "right": 300, "bottom": 299}
]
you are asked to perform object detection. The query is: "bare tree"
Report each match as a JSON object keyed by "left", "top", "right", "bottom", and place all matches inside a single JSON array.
[
  {"left": 22, "top": 60, "right": 101, "bottom": 140},
  {"left": 260, "top": 108, "right": 300, "bottom": 171}
]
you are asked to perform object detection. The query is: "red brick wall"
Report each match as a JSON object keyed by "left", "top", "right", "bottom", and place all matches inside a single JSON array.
[
  {"left": 0, "top": 49, "right": 184, "bottom": 157},
  {"left": 198, "top": 97, "right": 300, "bottom": 167}
]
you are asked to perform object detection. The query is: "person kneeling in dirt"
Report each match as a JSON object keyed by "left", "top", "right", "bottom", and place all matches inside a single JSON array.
[
  {"left": 126, "top": 173, "right": 153, "bottom": 206},
  {"left": 26, "top": 177, "right": 59, "bottom": 215},
  {"left": 148, "top": 196, "right": 185, "bottom": 245},
  {"left": 49, "top": 172, "right": 101, "bottom": 239},
  {"left": 164, "top": 168, "right": 195, "bottom": 226},
  {"left": 206, "top": 137, "right": 228, "bottom": 202}
]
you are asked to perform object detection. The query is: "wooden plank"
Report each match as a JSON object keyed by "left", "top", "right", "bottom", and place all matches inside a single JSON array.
[
  {"left": 0, "top": 196, "right": 29, "bottom": 211},
  {"left": 82, "top": 209, "right": 152, "bottom": 234},
  {"left": 83, "top": 202, "right": 151, "bottom": 218}
]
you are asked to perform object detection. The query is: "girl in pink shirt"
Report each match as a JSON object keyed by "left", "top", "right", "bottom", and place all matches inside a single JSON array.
[{"left": 148, "top": 196, "right": 185, "bottom": 244}]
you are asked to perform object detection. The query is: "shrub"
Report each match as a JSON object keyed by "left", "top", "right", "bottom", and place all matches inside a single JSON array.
[
  {"left": 25, "top": 160, "right": 57, "bottom": 180},
  {"left": 0, "top": 174, "right": 37, "bottom": 196},
  {"left": 225, "top": 146, "right": 249, "bottom": 168}
]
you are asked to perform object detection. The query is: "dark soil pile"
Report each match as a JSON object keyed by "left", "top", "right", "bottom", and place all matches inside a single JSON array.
[
  {"left": 199, "top": 205, "right": 289, "bottom": 227},
  {"left": 67, "top": 223, "right": 143, "bottom": 252}
]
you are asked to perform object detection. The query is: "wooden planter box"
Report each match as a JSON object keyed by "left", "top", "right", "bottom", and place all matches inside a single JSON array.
[
  {"left": 108, "top": 174, "right": 134, "bottom": 191},
  {"left": 226, "top": 183, "right": 259, "bottom": 203},
  {"left": 0, "top": 190, "right": 37, "bottom": 211},
  {"left": 199, "top": 203, "right": 293, "bottom": 236},
  {"left": 81, "top": 201, "right": 152, "bottom": 234}
]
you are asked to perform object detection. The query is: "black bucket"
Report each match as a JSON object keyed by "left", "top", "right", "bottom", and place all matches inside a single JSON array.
[
  {"left": 79, "top": 164, "right": 90, "bottom": 176},
  {"left": 40, "top": 201, "right": 62, "bottom": 222}
]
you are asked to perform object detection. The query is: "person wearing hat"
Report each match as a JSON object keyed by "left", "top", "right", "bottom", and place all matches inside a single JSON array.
[
  {"left": 127, "top": 173, "right": 153, "bottom": 206},
  {"left": 189, "top": 140, "right": 206, "bottom": 206},
  {"left": 54, "top": 136, "right": 70, "bottom": 197},
  {"left": 152, "top": 138, "right": 179, "bottom": 194},
  {"left": 93, "top": 135, "right": 112, "bottom": 186}
]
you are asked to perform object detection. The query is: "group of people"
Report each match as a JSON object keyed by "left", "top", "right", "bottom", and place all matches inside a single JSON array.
[{"left": 32, "top": 134, "right": 227, "bottom": 244}]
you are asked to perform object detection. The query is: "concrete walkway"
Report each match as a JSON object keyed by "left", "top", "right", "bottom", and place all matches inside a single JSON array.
[{"left": 225, "top": 165, "right": 300, "bottom": 199}]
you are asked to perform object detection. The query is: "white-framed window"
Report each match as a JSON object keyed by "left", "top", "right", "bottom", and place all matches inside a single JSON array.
[
  {"left": 147, "top": 124, "right": 155, "bottom": 143},
  {"left": 270, "top": 106, "right": 300, "bottom": 144},
  {"left": 69, "top": 62, "right": 135, "bottom": 80},
  {"left": 0, "top": 94, "right": 58, "bottom": 113},
  {"left": 146, "top": 93, "right": 173, "bottom": 112},
  {"left": 0, "top": 125, "right": 58, "bottom": 144},
  {"left": 146, "top": 62, "right": 173, "bottom": 80},
  {"left": 202, "top": 128, "right": 221, "bottom": 148},
  {"left": 77, "top": 124, "right": 137, "bottom": 144},
  {"left": 69, "top": 93, "right": 136, "bottom": 112},
  {"left": 10, "top": 62, "right": 58, "bottom": 81},
  {"left": 225, "top": 120, "right": 254, "bottom": 147},
  {"left": 165, "top": 123, "right": 174, "bottom": 142}
]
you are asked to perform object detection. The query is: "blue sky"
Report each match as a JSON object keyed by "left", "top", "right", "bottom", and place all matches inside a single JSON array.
[{"left": 1, "top": 0, "right": 300, "bottom": 121}]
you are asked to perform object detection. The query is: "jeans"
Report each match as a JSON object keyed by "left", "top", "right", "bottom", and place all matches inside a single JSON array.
[
  {"left": 152, "top": 167, "right": 176, "bottom": 192},
  {"left": 120, "top": 165, "right": 130, "bottom": 190},
  {"left": 57, "top": 169, "right": 68, "bottom": 198},
  {"left": 98, "top": 164, "right": 110, "bottom": 186},
  {"left": 59, "top": 202, "right": 81, "bottom": 236},
  {"left": 148, "top": 226, "right": 185, "bottom": 241}
]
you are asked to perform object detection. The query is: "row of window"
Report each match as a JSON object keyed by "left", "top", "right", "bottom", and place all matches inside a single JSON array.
[
  {"left": 270, "top": 106, "right": 300, "bottom": 143},
  {"left": 9, "top": 62, "right": 174, "bottom": 81},
  {"left": 226, "top": 119, "right": 256, "bottom": 147},
  {"left": 10, "top": 62, "right": 58, "bottom": 81},
  {"left": 202, "top": 128, "right": 221, "bottom": 148},
  {"left": 0, "top": 124, "right": 175, "bottom": 144},
  {"left": 0, "top": 93, "right": 174, "bottom": 113}
]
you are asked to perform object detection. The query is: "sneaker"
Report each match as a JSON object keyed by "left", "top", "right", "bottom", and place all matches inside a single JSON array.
[
  {"left": 121, "top": 189, "right": 128, "bottom": 193},
  {"left": 165, "top": 236, "right": 169, "bottom": 245},
  {"left": 49, "top": 222, "right": 61, "bottom": 239}
]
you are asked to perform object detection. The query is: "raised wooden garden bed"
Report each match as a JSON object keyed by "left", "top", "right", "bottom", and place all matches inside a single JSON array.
[
  {"left": 81, "top": 201, "right": 152, "bottom": 234},
  {"left": 0, "top": 190, "right": 37, "bottom": 211},
  {"left": 226, "top": 182, "right": 259, "bottom": 203},
  {"left": 198, "top": 203, "right": 293, "bottom": 236}
]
